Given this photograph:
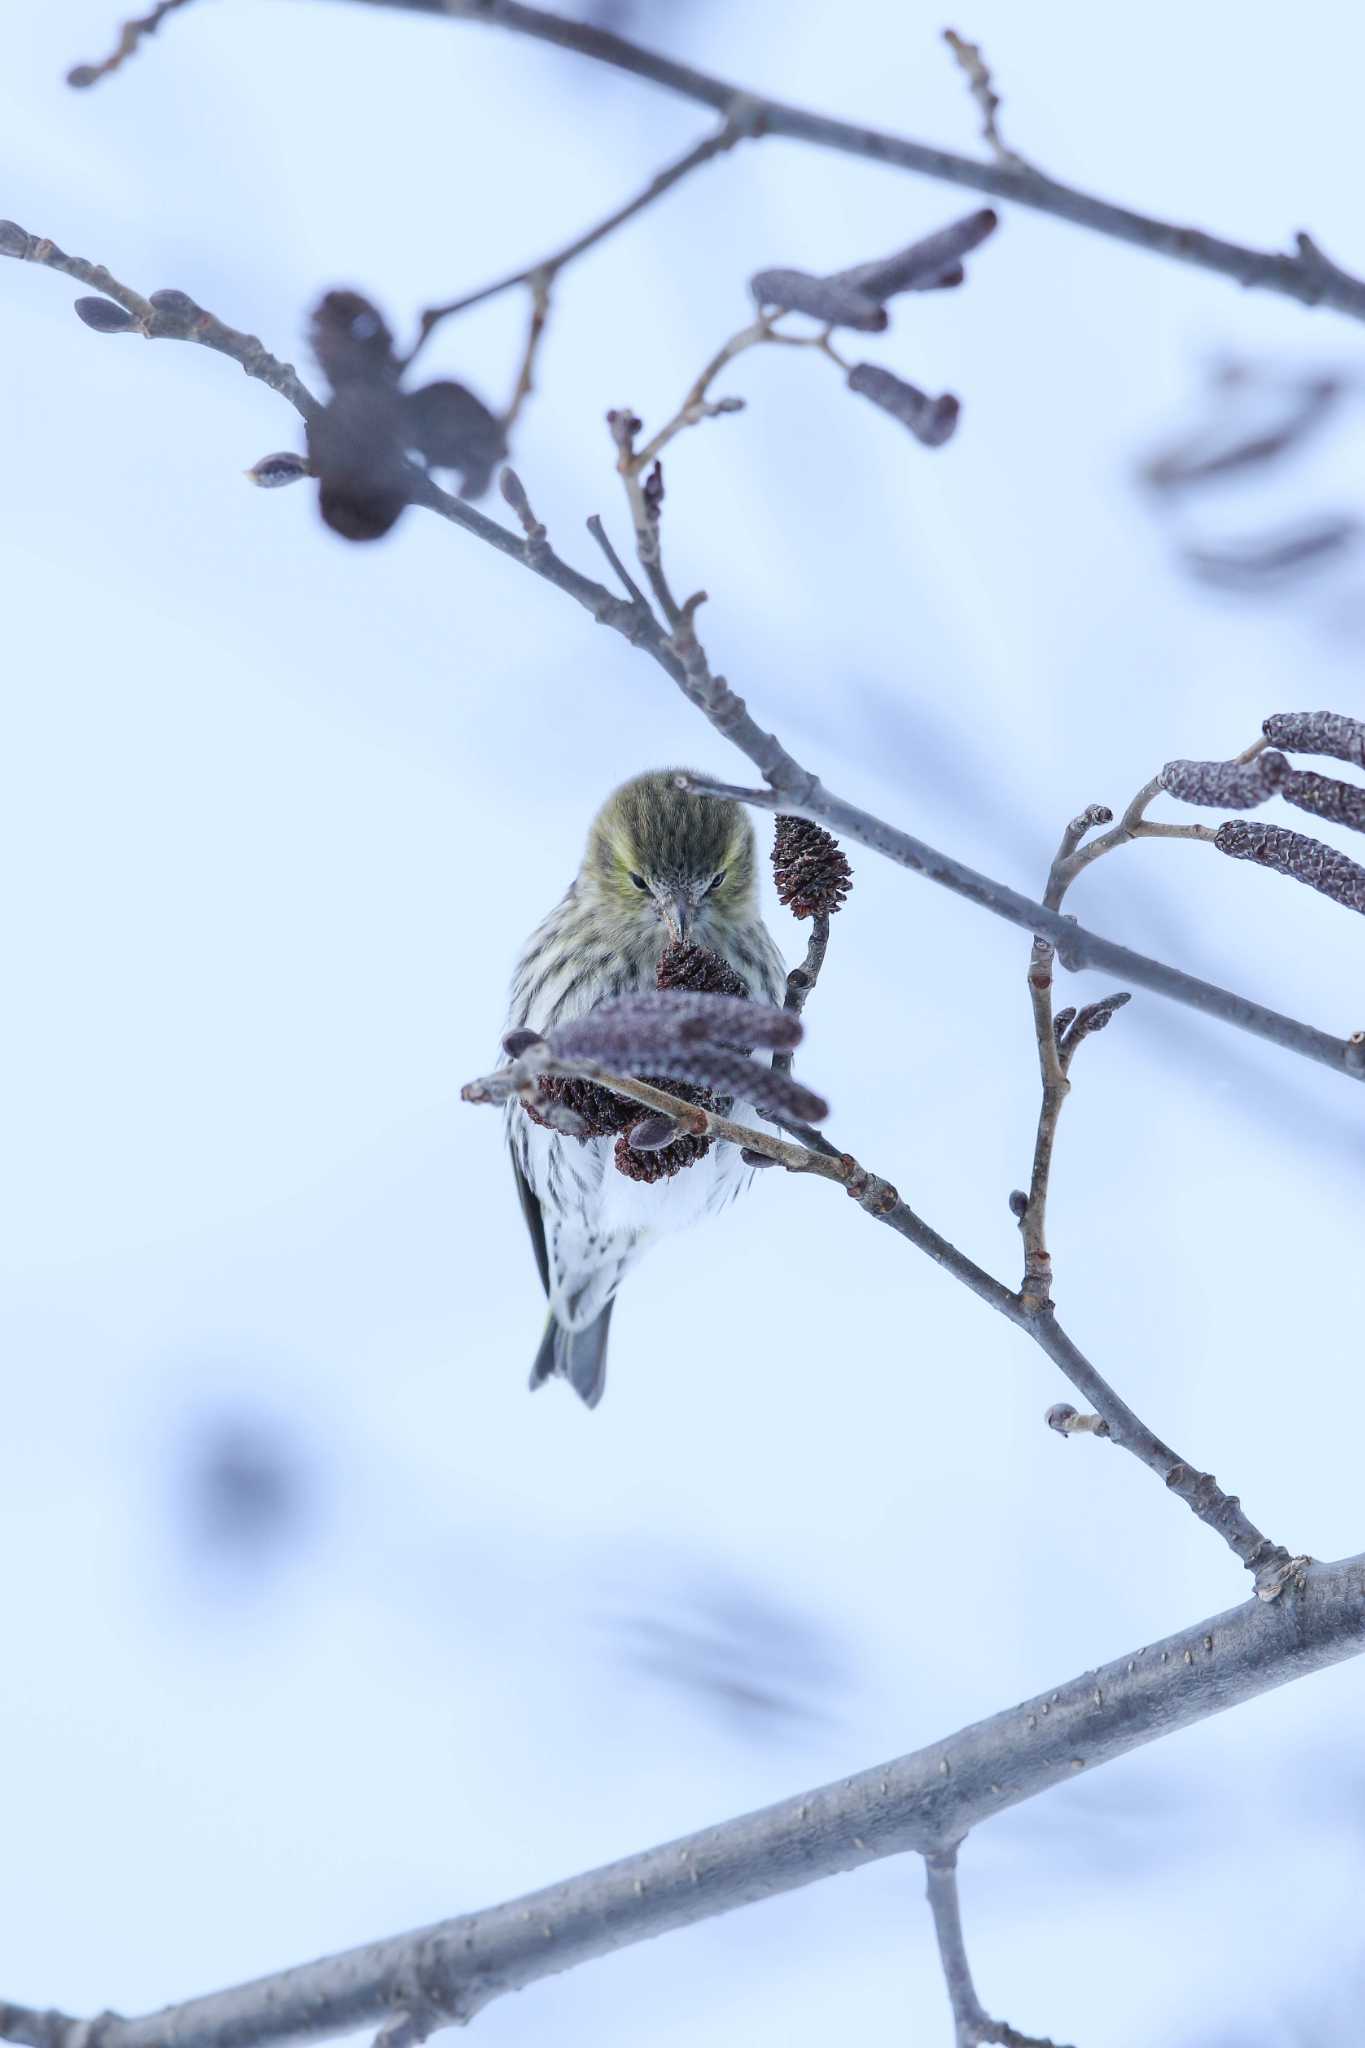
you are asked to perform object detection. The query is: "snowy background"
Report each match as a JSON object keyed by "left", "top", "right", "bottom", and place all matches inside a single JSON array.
[{"left": 5, "top": 3, "right": 1365, "bottom": 2041}]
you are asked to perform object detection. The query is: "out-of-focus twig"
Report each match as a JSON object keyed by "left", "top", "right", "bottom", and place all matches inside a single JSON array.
[
  {"left": 406, "top": 115, "right": 750, "bottom": 389},
  {"left": 410, "top": 119, "right": 745, "bottom": 354},
  {"left": 0, "top": 221, "right": 320, "bottom": 416},
  {"left": 1140, "top": 369, "right": 1346, "bottom": 494},
  {"left": 942, "top": 29, "right": 1032, "bottom": 172},
  {"left": 1183, "top": 516, "right": 1359, "bottom": 590},
  {"left": 66, "top": 0, "right": 203, "bottom": 87}
]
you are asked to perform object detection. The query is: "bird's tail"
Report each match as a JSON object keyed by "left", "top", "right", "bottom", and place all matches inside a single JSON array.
[{"left": 530, "top": 1301, "right": 615, "bottom": 1409}]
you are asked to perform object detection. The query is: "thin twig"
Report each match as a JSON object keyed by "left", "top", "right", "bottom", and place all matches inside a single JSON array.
[
  {"left": 406, "top": 117, "right": 748, "bottom": 367},
  {"left": 601, "top": 310, "right": 853, "bottom": 630},
  {"left": 772, "top": 912, "right": 830, "bottom": 1077},
  {"left": 0, "top": 224, "right": 320, "bottom": 418},
  {"left": 1019, "top": 936, "right": 1067, "bottom": 1309},
  {"left": 1047, "top": 774, "right": 1220, "bottom": 906},
  {"left": 925, "top": 1845, "right": 1072, "bottom": 2048},
  {"left": 623, "top": 311, "right": 853, "bottom": 482},
  {"left": 941, "top": 30, "right": 1032, "bottom": 174},
  {"left": 1003, "top": 919, "right": 1294, "bottom": 1590},
  {"left": 606, "top": 409, "right": 682, "bottom": 623},
  {"left": 632, "top": 317, "right": 770, "bottom": 468},
  {"left": 584, "top": 512, "right": 654, "bottom": 620},
  {"left": 465, "top": 1054, "right": 836, "bottom": 1174},
  {"left": 500, "top": 271, "right": 551, "bottom": 431},
  {"left": 1016, "top": 783, "right": 1143, "bottom": 1310}
]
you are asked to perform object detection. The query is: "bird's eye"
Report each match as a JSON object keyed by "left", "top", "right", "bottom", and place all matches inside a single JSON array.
[
  {"left": 707, "top": 871, "right": 726, "bottom": 894},
  {"left": 629, "top": 872, "right": 648, "bottom": 892}
]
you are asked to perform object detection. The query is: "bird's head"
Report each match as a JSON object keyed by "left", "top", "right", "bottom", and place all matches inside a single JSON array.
[{"left": 582, "top": 770, "right": 758, "bottom": 948}]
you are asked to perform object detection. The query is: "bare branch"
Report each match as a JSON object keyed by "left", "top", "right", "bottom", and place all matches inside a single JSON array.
[
  {"left": 5, "top": 1553, "right": 1362, "bottom": 2048},
  {"left": 941, "top": 30, "right": 1033, "bottom": 174}
]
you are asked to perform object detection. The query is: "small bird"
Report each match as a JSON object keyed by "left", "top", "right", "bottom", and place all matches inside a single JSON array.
[{"left": 504, "top": 770, "right": 787, "bottom": 1408}]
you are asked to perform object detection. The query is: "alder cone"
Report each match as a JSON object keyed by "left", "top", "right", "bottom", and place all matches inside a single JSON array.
[{"left": 772, "top": 816, "right": 852, "bottom": 917}]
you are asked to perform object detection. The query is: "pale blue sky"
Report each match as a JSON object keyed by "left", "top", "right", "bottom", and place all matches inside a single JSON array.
[{"left": 4, "top": 4, "right": 1365, "bottom": 2043}]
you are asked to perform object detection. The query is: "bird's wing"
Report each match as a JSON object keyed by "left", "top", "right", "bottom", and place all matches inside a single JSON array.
[{"left": 511, "top": 1145, "right": 551, "bottom": 1298}]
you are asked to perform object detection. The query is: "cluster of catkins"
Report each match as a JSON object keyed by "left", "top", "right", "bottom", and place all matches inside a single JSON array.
[
  {"left": 527, "top": 816, "right": 852, "bottom": 1180},
  {"left": 526, "top": 941, "right": 749, "bottom": 1183},
  {"left": 1160, "top": 711, "right": 1365, "bottom": 918}
]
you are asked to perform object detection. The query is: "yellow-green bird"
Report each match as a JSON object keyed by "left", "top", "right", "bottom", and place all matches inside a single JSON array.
[{"left": 504, "top": 771, "right": 787, "bottom": 1407}]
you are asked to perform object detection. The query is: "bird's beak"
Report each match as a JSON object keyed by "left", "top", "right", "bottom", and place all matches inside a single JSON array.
[{"left": 661, "top": 890, "right": 692, "bottom": 943}]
